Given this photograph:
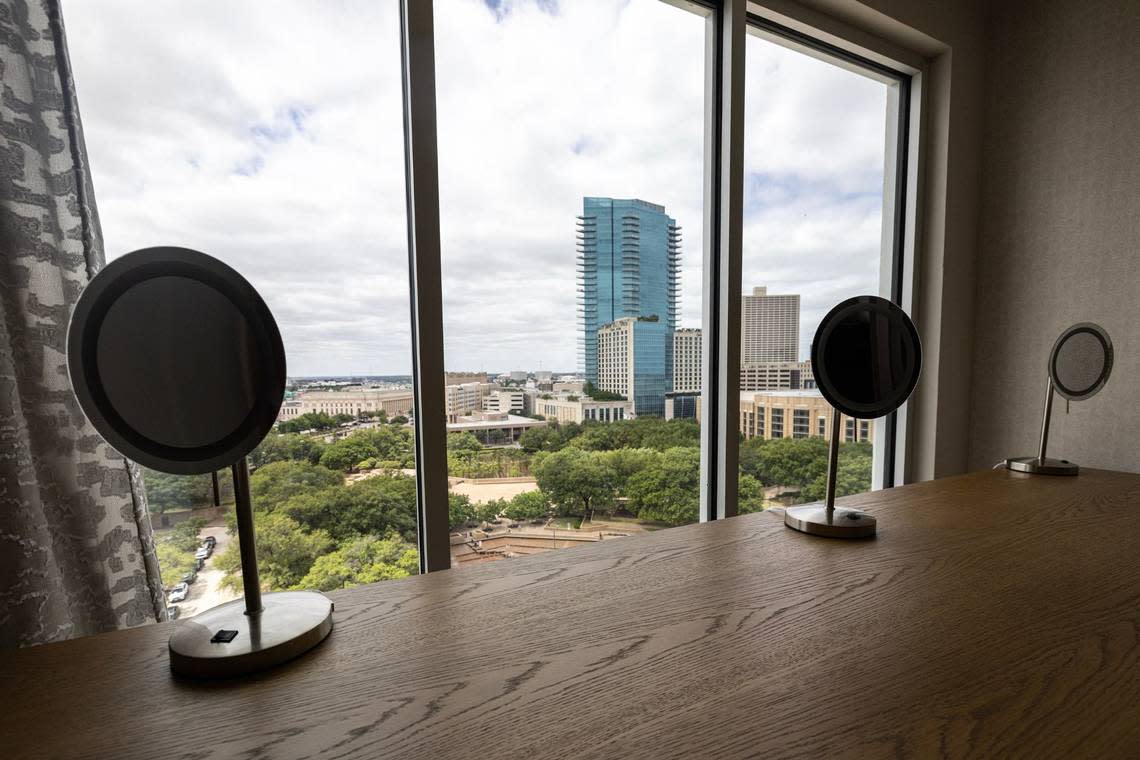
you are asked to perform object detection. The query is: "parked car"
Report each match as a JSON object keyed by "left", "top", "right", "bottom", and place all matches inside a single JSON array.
[
  {"left": 166, "top": 606, "right": 181, "bottom": 620},
  {"left": 181, "top": 570, "right": 197, "bottom": 585},
  {"left": 168, "top": 583, "right": 189, "bottom": 603},
  {"left": 195, "top": 546, "right": 210, "bottom": 561},
  {"left": 195, "top": 558, "right": 205, "bottom": 571},
  {"left": 202, "top": 535, "right": 217, "bottom": 550}
]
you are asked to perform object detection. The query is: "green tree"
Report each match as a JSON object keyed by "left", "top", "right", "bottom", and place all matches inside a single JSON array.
[
  {"left": 143, "top": 469, "right": 213, "bottom": 514},
  {"left": 801, "top": 449, "right": 873, "bottom": 502},
  {"left": 320, "top": 427, "right": 415, "bottom": 471},
  {"left": 475, "top": 498, "right": 507, "bottom": 524},
  {"left": 518, "top": 425, "right": 566, "bottom": 453},
  {"left": 156, "top": 542, "right": 198, "bottom": 589},
  {"left": 293, "top": 533, "right": 418, "bottom": 591},
  {"left": 249, "top": 433, "right": 326, "bottom": 468},
  {"left": 449, "top": 492, "right": 476, "bottom": 531},
  {"left": 603, "top": 447, "right": 659, "bottom": 493},
  {"left": 751, "top": 437, "right": 831, "bottom": 492},
  {"left": 155, "top": 521, "right": 205, "bottom": 588},
  {"left": 249, "top": 460, "right": 343, "bottom": 512},
  {"left": 737, "top": 473, "right": 767, "bottom": 514},
  {"left": 569, "top": 418, "right": 700, "bottom": 452},
  {"left": 277, "top": 412, "right": 341, "bottom": 434},
  {"left": 533, "top": 448, "right": 617, "bottom": 519},
  {"left": 218, "top": 512, "right": 333, "bottom": 592},
  {"left": 503, "top": 490, "right": 550, "bottom": 522},
  {"left": 447, "top": 431, "right": 482, "bottom": 452},
  {"left": 319, "top": 435, "right": 379, "bottom": 472},
  {"left": 278, "top": 474, "right": 418, "bottom": 542},
  {"left": 625, "top": 447, "right": 700, "bottom": 525},
  {"left": 168, "top": 517, "right": 208, "bottom": 552}
]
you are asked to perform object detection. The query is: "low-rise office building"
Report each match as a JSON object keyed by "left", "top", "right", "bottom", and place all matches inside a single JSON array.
[
  {"left": 737, "top": 390, "right": 873, "bottom": 443},
  {"left": 482, "top": 388, "right": 534, "bottom": 415},
  {"left": 533, "top": 394, "right": 633, "bottom": 424},
  {"left": 446, "top": 411, "right": 546, "bottom": 446},
  {"left": 277, "top": 388, "right": 415, "bottom": 420},
  {"left": 739, "top": 360, "right": 814, "bottom": 391}
]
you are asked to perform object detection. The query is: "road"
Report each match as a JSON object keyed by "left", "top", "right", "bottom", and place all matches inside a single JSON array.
[{"left": 173, "top": 523, "right": 239, "bottom": 617}]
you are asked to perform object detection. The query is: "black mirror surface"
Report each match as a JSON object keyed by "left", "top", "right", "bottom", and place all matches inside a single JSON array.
[
  {"left": 1049, "top": 322, "right": 1112, "bottom": 401},
  {"left": 811, "top": 295, "right": 921, "bottom": 420},
  {"left": 68, "top": 247, "right": 285, "bottom": 474}
]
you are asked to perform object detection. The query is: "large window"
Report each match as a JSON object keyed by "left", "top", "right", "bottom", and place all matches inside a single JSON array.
[
  {"left": 736, "top": 17, "right": 910, "bottom": 509},
  {"left": 433, "top": 0, "right": 720, "bottom": 568},
  {"left": 62, "top": 1, "right": 917, "bottom": 605},
  {"left": 68, "top": 1, "right": 420, "bottom": 614}
]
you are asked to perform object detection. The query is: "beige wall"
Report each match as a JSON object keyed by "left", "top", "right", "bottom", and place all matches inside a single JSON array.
[
  {"left": 967, "top": 0, "right": 1140, "bottom": 472},
  {"left": 764, "top": 0, "right": 987, "bottom": 480}
]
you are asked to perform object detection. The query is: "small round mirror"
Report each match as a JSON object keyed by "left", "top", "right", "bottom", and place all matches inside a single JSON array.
[
  {"left": 1049, "top": 322, "right": 1112, "bottom": 401},
  {"left": 811, "top": 295, "right": 922, "bottom": 420},
  {"left": 67, "top": 246, "right": 285, "bottom": 475},
  {"left": 786, "top": 295, "right": 921, "bottom": 540}
]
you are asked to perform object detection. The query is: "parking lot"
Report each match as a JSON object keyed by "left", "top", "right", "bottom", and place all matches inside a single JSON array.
[{"left": 168, "top": 523, "right": 239, "bottom": 618}]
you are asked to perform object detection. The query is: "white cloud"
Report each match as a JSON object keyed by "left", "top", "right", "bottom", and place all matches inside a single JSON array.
[{"left": 64, "top": 0, "right": 889, "bottom": 375}]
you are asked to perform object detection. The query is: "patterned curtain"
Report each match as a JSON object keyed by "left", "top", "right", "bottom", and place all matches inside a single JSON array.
[{"left": 0, "top": 0, "right": 165, "bottom": 648}]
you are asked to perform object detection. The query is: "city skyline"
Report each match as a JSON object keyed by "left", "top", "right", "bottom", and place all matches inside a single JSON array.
[{"left": 66, "top": 0, "right": 886, "bottom": 377}]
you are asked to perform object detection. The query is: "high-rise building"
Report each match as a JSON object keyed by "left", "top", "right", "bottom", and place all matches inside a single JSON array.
[
  {"left": 578, "top": 197, "right": 680, "bottom": 395},
  {"left": 741, "top": 286, "right": 799, "bottom": 363},
  {"left": 673, "top": 328, "right": 702, "bottom": 393},
  {"left": 597, "top": 317, "right": 671, "bottom": 417}
]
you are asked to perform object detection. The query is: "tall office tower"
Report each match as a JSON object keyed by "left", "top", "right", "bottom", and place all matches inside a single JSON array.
[
  {"left": 741, "top": 286, "right": 800, "bottom": 363},
  {"left": 672, "top": 328, "right": 702, "bottom": 393},
  {"left": 597, "top": 317, "right": 671, "bottom": 417},
  {"left": 577, "top": 197, "right": 680, "bottom": 397}
]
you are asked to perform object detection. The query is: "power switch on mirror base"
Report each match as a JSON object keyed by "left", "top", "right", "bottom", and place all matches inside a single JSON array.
[{"left": 784, "top": 505, "right": 877, "bottom": 539}]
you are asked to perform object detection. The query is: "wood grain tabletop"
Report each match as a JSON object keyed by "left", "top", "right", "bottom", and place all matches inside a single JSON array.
[{"left": 3, "top": 468, "right": 1140, "bottom": 759}]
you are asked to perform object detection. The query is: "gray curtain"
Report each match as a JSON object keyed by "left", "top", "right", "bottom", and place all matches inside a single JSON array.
[{"left": 0, "top": 0, "right": 165, "bottom": 648}]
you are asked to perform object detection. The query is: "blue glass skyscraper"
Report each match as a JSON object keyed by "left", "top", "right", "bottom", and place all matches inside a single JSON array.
[{"left": 577, "top": 197, "right": 680, "bottom": 416}]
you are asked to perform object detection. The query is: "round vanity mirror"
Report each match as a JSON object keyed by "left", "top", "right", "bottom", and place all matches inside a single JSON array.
[
  {"left": 67, "top": 246, "right": 285, "bottom": 475},
  {"left": 811, "top": 295, "right": 922, "bottom": 420},
  {"left": 785, "top": 295, "right": 922, "bottom": 539},
  {"left": 68, "top": 246, "right": 332, "bottom": 679},
  {"left": 1049, "top": 323, "right": 1113, "bottom": 401},
  {"left": 1006, "top": 322, "right": 1113, "bottom": 476}
]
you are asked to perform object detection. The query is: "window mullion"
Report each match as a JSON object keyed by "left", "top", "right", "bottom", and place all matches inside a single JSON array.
[
  {"left": 400, "top": 0, "right": 450, "bottom": 572},
  {"left": 700, "top": 0, "right": 746, "bottom": 522}
]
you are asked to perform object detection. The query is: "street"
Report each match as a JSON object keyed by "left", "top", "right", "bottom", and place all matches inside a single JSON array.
[{"left": 173, "top": 523, "right": 239, "bottom": 617}]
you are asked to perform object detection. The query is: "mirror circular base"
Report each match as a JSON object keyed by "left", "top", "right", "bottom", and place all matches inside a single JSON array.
[
  {"left": 1005, "top": 457, "right": 1079, "bottom": 476},
  {"left": 169, "top": 591, "right": 333, "bottom": 679},
  {"left": 784, "top": 505, "right": 876, "bottom": 539}
]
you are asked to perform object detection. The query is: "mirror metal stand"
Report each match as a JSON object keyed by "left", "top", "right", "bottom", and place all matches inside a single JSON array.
[
  {"left": 1005, "top": 376, "right": 1079, "bottom": 476},
  {"left": 784, "top": 409, "right": 877, "bottom": 539},
  {"left": 168, "top": 458, "right": 334, "bottom": 679}
]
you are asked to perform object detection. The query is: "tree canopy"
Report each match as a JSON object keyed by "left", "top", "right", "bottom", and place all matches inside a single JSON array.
[
  {"left": 249, "top": 460, "right": 343, "bottom": 512},
  {"left": 293, "top": 533, "right": 418, "bottom": 591},
  {"left": 277, "top": 411, "right": 350, "bottom": 434},
  {"left": 533, "top": 448, "right": 617, "bottom": 519}
]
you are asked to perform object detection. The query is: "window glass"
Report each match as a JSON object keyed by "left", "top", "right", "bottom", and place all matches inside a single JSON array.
[
  {"left": 738, "top": 28, "right": 895, "bottom": 509},
  {"left": 68, "top": 1, "right": 418, "bottom": 612},
  {"left": 434, "top": 0, "right": 717, "bottom": 566}
]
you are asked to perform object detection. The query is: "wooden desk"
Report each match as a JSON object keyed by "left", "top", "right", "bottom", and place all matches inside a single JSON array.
[{"left": 3, "top": 468, "right": 1140, "bottom": 759}]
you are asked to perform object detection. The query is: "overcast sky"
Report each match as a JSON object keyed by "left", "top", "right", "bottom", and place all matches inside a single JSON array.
[{"left": 65, "top": 0, "right": 886, "bottom": 377}]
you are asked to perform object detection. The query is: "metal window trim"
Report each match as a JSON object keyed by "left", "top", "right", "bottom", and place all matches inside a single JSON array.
[
  {"left": 742, "top": 9, "right": 921, "bottom": 493},
  {"left": 399, "top": 0, "right": 451, "bottom": 573},
  {"left": 700, "top": 0, "right": 746, "bottom": 522}
]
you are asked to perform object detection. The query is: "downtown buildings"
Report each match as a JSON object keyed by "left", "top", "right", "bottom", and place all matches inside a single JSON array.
[{"left": 578, "top": 197, "right": 680, "bottom": 417}]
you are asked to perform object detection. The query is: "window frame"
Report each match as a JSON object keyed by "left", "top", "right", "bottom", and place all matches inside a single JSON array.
[{"left": 399, "top": 0, "right": 922, "bottom": 570}]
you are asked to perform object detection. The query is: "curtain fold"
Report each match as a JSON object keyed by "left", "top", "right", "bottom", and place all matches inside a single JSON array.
[{"left": 0, "top": 0, "right": 165, "bottom": 649}]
